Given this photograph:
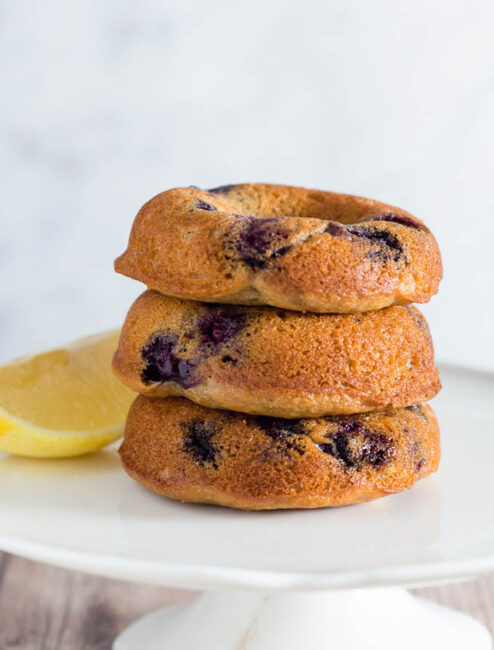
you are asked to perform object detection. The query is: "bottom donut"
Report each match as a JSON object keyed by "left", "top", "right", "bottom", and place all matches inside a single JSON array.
[{"left": 119, "top": 396, "right": 440, "bottom": 510}]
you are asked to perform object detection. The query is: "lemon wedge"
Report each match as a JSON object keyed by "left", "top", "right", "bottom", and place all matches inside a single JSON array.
[{"left": 0, "top": 330, "right": 135, "bottom": 458}]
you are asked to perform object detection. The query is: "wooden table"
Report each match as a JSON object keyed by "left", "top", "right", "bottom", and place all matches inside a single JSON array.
[{"left": 0, "top": 552, "right": 492, "bottom": 649}]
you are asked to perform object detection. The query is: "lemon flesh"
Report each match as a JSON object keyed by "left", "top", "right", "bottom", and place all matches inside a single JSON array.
[{"left": 0, "top": 330, "right": 135, "bottom": 458}]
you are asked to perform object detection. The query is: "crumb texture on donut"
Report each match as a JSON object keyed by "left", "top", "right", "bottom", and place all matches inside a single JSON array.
[
  {"left": 119, "top": 397, "right": 440, "bottom": 510},
  {"left": 112, "top": 291, "right": 441, "bottom": 417},
  {"left": 114, "top": 184, "right": 442, "bottom": 313}
]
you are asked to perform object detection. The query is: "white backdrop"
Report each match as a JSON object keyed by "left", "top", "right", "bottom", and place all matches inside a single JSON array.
[{"left": 1, "top": 0, "right": 493, "bottom": 369}]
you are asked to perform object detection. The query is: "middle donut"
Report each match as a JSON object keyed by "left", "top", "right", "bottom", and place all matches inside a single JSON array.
[{"left": 113, "top": 290, "right": 441, "bottom": 418}]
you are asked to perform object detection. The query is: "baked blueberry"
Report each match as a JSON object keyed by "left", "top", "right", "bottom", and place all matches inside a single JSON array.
[
  {"left": 208, "top": 184, "right": 242, "bottom": 194},
  {"left": 257, "top": 416, "right": 307, "bottom": 455},
  {"left": 370, "top": 212, "right": 425, "bottom": 230},
  {"left": 406, "top": 404, "right": 428, "bottom": 421},
  {"left": 324, "top": 220, "right": 353, "bottom": 239},
  {"left": 320, "top": 420, "right": 393, "bottom": 468},
  {"left": 237, "top": 217, "right": 291, "bottom": 269},
  {"left": 257, "top": 416, "right": 306, "bottom": 439},
  {"left": 347, "top": 225, "right": 404, "bottom": 263},
  {"left": 195, "top": 199, "right": 217, "bottom": 211},
  {"left": 198, "top": 311, "right": 246, "bottom": 346},
  {"left": 141, "top": 333, "right": 198, "bottom": 388},
  {"left": 183, "top": 419, "right": 220, "bottom": 468}
]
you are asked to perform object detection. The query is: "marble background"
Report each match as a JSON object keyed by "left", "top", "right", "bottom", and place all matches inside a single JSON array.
[{"left": 1, "top": 0, "right": 493, "bottom": 369}]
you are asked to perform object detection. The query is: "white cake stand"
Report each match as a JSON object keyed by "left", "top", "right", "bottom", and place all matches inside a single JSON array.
[{"left": 0, "top": 363, "right": 492, "bottom": 649}]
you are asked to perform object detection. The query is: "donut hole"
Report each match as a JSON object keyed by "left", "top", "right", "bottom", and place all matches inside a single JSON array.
[{"left": 207, "top": 184, "right": 420, "bottom": 227}]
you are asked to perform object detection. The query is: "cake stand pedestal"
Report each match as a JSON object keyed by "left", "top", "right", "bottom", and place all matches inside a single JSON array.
[
  {"left": 0, "top": 364, "right": 492, "bottom": 649},
  {"left": 114, "top": 588, "right": 490, "bottom": 650}
]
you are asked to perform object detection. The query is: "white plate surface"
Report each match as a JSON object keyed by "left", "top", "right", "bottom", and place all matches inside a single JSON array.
[{"left": 0, "top": 364, "right": 492, "bottom": 591}]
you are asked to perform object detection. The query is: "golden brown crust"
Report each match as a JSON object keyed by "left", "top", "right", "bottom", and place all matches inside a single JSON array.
[
  {"left": 112, "top": 291, "right": 441, "bottom": 418},
  {"left": 115, "top": 184, "right": 442, "bottom": 313},
  {"left": 119, "top": 397, "right": 440, "bottom": 510}
]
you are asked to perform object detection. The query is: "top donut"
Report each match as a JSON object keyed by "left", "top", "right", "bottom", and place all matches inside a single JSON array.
[{"left": 115, "top": 184, "right": 442, "bottom": 313}]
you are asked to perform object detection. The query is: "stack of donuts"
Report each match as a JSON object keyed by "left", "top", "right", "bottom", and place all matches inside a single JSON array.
[{"left": 113, "top": 184, "right": 442, "bottom": 510}]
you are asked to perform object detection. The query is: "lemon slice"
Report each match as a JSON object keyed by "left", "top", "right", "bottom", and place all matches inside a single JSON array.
[{"left": 0, "top": 330, "right": 135, "bottom": 458}]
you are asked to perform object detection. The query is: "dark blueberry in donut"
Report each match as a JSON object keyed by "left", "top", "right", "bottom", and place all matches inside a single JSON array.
[
  {"left": 183, "top": 419, "right": 220, "bottom": 468},
  {"left": 256, "top": 417, "right": 306, "bottom": 453},
  {"left": 405, "top": 404, "right": 428, "bottom": 421},
  {"left": 415, "top": 458, "right": 425, "bottom": 472},
  {"left": 195, "top": 199, "right": 217, "bottom": 211},
  {"left": 347, "top": 226, "right": 404, "bottom": 263},
  {"left": 319, "top": 420, "right": 392, "bottom": 468},
  {"left": 324, "top": 220, "right": 353, "bottom": 239},
  {"left": 359, "top": 431, "right": 393, "bottom": 466},
  {"left": 370, "top": 212, "right": 425, "bottom": 230},
  {"left": 257, "top": 417, "right": 306, "bottom": 439},
  {"left": 257, "top": 417, "right": 307, "bottom": 455},
  {"left": 198, "top": 311, "right": 246, "bottom": 346},
  {"left": 410, "top": 436, "right": 425, "bottom": 472},
  {"left": 208, "top": 184, "right": 242, "bottom": 194},
  {"left": 141, "top": 333, "right": 198, "bottom": 388},
  {"left": 318, "top": 420, "right": 362, "bottom": 466},
  {"left": 237, "top": 217, "right": 292, "bottom": 269}
]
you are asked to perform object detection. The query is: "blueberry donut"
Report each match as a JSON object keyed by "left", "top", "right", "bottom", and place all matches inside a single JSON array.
[
  {"left": 114, "top": 184, "right": 442, "bottom": 313},
  {"left": 119, "top": 397, "right": 440, "bottom": 510},
  {"left": 112, "top": 291, "right": 441, "bottom": 418}
]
